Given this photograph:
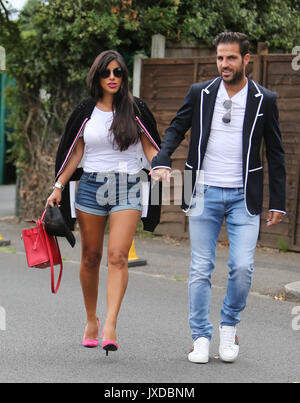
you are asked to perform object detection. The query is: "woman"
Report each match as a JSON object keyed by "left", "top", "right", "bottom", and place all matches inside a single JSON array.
[{"left": 47, "top": 50, "right": 161, "bottom": 356}]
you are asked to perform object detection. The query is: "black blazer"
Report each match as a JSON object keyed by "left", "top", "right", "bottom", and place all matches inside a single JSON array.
[
  {"left": 151, "top": 77, "right": 286, "bottom": 216},
  {"left": 55, "top": 96, "right": 162, "bottom": 232}
]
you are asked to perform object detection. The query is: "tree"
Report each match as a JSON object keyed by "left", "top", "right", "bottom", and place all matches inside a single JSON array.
[{"left": 174, "top": 0, "right": 300, "bottom": 51}]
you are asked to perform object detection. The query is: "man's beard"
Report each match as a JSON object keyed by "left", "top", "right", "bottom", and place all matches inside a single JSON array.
[{"left": 222, "top": 66, "right": 244, "bottom": 85}]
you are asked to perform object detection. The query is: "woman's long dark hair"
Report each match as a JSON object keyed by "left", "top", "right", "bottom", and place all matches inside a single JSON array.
[{"left": 87, "top": 50, "right": 139, "bottom": 151}]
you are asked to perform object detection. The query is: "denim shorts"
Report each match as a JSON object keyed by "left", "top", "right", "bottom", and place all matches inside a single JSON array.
[{"left": 75, "top": 171, "right": 142, "bottom": 216}]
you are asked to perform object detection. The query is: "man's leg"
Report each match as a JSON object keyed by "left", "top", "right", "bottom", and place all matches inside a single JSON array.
[
  {"left": 188, "top": 185, "right": 224, "bottom": 342},
  {"left": 221, "top": 188, "right": 260, "bottom": 327}
]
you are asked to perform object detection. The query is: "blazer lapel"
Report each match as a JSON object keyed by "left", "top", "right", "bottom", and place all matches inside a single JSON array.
[
  {"left": 200, "top": 77, "right": 222, "bottom": 160},
  {"left": 242, "top": 79, "right": 263, "bottom": 161}
]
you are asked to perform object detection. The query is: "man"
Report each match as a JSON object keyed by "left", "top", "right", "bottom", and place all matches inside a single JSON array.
[{"left": 151, "top": 32, "right": 286, "bottom": 363}]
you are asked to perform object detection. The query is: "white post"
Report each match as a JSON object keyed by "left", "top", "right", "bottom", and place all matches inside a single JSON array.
[
  {"left": 151, "top": 34, "right": 166, "bottom": 58},
  {"left": 132, "top": 53, "right": 148, "bottom": 98},
  {"left": 0, "top": 46, "right": 6, "bottom": 71},
  {"left": 0, "top": 306, "right": 6, "bottom": 331}
]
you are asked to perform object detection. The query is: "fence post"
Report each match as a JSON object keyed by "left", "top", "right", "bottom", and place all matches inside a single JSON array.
[
  {"left": 252, "top": 42, "right": 268, "bottom": 84},
  {"left": 133, "top": 54, "right": 148, "bottom": 98},
  {"left": 151, "top": 34, "right": 166, "bottom": 58}
]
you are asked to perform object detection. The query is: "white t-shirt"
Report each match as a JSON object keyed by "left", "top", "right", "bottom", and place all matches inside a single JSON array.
[
  {"left": 201, "top": 80, "right": 248, "bottom": 187},
  {"left": 80, "top": 106, "right": 142, "bottom": 174}
]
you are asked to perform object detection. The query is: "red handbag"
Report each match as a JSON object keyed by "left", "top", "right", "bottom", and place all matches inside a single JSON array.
[{"left": 22, "top": 209, "right": 63, "bottom": 294}]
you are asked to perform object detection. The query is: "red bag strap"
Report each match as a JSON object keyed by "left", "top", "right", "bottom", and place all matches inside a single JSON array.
[
  {"left": 44, "top": 229, "right": 63, "bottom": 294},
  {"left": 41, "top": 208, "right": 47, "bottom": 222},
  {"left": 41, "top": 209, "right": 63, "bottom": 294}
]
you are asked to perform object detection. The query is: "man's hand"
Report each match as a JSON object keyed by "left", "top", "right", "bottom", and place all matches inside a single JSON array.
[
  {"left": 149, "top": 168, "right": 172, "bottom": 182},
  {"left": 266, "top": 211, "right": 284, "bottom": 227}
]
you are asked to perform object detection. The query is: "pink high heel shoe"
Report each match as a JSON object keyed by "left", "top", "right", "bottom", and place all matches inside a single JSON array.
[
  {"left": 101, "top": 330, "right": 118, "bottom": 356},
  {"left": 82, "top": 318, "right": 100, "bottom": 348}
]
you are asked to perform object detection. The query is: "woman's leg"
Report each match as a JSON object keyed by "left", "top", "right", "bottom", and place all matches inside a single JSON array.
[
  {"left": 102, "top": 209, "right": 141, "bottom": 342},
  {"left": 77, "top": 210, "right": 107, "bottom": 340}
]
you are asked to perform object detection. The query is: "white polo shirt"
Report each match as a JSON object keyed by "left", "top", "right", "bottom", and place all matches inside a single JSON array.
[{"left": 201, "top": 79, "right": 248, "bottom": 188}]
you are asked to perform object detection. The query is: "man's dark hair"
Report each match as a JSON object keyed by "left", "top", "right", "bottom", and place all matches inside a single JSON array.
[{"left": 213, "top": 32, "right": 250, "bottom": 57}]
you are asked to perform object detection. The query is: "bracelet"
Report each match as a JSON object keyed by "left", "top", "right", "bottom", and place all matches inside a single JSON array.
[{"left": 53, "top": 181, "right": 64, "bottom": 191}]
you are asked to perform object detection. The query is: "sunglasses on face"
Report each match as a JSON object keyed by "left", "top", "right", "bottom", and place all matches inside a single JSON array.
[
  {"left": 222, "top": 99, "right": 232, "bottom": 124},
  {"left": 100, "top": 67, "right": 123, "bottom": 79}
]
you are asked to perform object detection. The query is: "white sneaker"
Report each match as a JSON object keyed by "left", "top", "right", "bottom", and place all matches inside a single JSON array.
[
  {"left": 219, "top": 325, "right": 239, "bottom": 362},
  {"left": 188, "top": 337, "right": 210, "bottom": 364}
]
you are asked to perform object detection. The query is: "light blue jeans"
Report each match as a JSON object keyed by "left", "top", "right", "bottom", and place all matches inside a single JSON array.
[{"left": 188, "top": 185, "right": 260, "bottom": 341}]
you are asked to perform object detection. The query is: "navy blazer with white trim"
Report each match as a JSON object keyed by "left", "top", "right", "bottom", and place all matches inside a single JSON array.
[{"left": 151, "top": 77, "right": 286, "bottom": 216}]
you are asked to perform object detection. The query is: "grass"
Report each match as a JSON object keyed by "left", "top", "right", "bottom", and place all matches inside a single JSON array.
[
  {"left": 0, "top": 245, "right": 17, "bottom": 254},
  {"left": 172, "top": 275, "right": 188, "bottom": 282},
  {"left": 277, "top": 237, "right": 289, "bottom": 252},
  {"left": 135, "top": 221, "right": 156, "bottom": 238}
]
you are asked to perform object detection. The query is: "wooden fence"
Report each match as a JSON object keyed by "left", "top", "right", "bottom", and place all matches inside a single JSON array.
[{"left": 140, "top": 53, "right": 300, "bottom": 252}]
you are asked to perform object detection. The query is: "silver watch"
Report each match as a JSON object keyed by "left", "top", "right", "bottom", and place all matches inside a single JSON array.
[{"left": 53, "top": 181, "right": 64, "bottom": 191}]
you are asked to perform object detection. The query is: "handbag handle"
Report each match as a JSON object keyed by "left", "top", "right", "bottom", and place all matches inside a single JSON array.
[
  {"left": 43, "top": 226, "right": 63, "bottom": 294},
  {"left": 41, "top": 208, "right": 47, "bottom": 222},
  {"left": 24, "top": 209, "right": 47, "bottom": 226},
  {"left": 42, "top": 208, "right": 63, "bottom": 294}
]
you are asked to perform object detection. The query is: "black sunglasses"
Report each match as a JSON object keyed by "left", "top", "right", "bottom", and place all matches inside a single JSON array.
[{"left": 100, "top": 67, "right": 123, "bottom": 79}]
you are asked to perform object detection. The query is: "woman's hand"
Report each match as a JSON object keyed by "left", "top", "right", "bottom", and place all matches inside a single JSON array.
[
  {"left": 149, "top": 167, "right": 172, "bottom": 182},
  {"left": 46, "top": 188, "right": 62, "bottom": 208}
]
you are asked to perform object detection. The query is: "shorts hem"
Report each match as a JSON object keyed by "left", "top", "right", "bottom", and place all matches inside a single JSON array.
[
  {"left": 110, "top": 206, "right": 142, "bottom": 214},
  {"left": 75, "top": 202, "right": 142, "bottom": 216},
  {"left": 75, "top": 203, "right": 108, "bottom": 216}
]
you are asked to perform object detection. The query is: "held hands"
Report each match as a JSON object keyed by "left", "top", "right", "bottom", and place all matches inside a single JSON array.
[
  {"left": 266, "top": 211, "right": 283, "bottom": 227},
  {"left": 149, "top": 168, "right": 172, "bottom": 182},
  {"left": 46, "top": 188, "right": 62, "bottom": 208}
]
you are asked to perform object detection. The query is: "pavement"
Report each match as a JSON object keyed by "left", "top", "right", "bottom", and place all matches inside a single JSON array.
[{"left": 0, "top": 184, "right": 300, "bottom": 383}]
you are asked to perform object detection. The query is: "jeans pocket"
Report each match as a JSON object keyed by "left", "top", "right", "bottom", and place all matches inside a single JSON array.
[
  {"left": 203, "top": 185, "right": 210, "bottom": 194},
  {"left": 195, "top": 184, "right": 210, "bottom": 197},
  {"left": 200, "top": 185, "right": 210, "bottom": 194},
  {"left": 79, "top": 173, "right": 92, "bottom": 183}
]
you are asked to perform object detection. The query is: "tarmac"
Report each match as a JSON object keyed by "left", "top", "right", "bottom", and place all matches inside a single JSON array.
[
  {"left": 0, "top": 184, "right": 300, "bottom": 383},
  {"left": 0, "top": 184, "right": 300, "bottom": 301}
]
